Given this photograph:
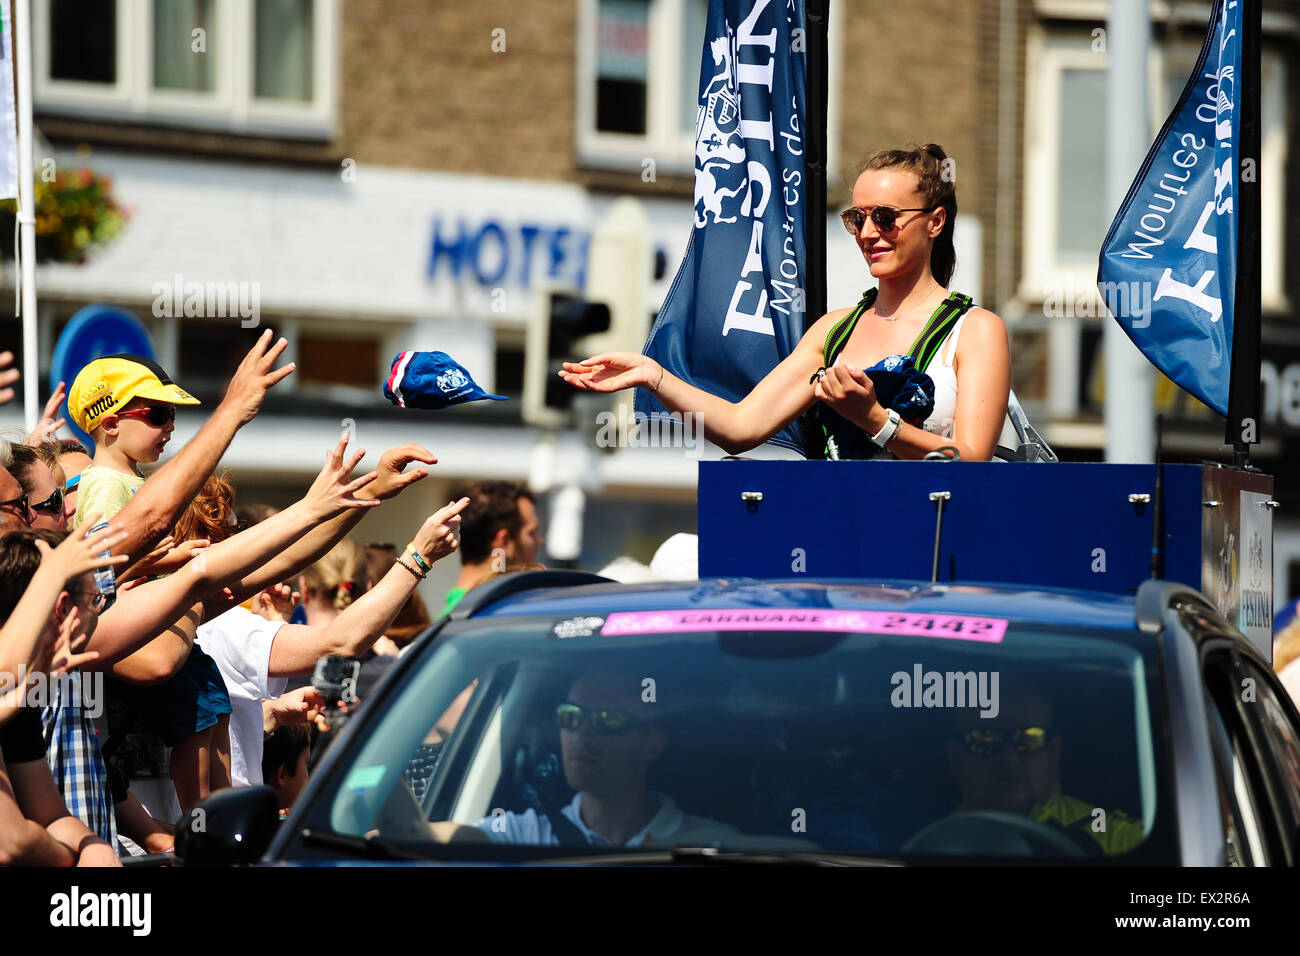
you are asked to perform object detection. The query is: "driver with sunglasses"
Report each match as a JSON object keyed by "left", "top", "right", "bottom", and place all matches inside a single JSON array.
[
  {"left": 943, "top": 687, "right": 1143, "bottom": 856},
  {"left": 434, "top": 672, "right": 740, "bottom": 848}
]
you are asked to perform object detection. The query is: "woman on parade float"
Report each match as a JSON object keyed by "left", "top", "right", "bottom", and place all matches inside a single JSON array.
[{"left": 560, "top": 144, "right": 1012, "bottom": 462}]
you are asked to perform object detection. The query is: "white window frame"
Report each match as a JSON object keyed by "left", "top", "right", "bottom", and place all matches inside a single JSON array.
[
  {"left": 1021, "top": 22, "right": 1289, "bottom": 312},
  {"left": 576, "top": 0, "right": 841, "bottom": 180},
  {"left": 34, "top": 0, "right": 339, "bottom": 141}
]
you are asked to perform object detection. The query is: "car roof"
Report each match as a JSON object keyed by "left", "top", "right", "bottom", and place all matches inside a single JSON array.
[{"left": 465, "top": 576, "right": 1141, "bottom": 633}]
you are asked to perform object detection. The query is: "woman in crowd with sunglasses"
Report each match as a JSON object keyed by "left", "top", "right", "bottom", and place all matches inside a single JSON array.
[
  {"left": 5, "top": 443, "right": 75, "bottom": 531},
  {"left": 560, "top": 144, "right": 1011, "bottom": 461}
]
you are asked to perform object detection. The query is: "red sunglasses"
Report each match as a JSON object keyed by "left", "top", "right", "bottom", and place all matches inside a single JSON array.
[{"left": 115, "top": 405, "right": 175, "bottom": 426}]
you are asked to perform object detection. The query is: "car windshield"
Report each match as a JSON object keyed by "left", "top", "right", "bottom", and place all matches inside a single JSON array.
[{"left": 305, "top": 609, "right": 1167, "bottom": 862}]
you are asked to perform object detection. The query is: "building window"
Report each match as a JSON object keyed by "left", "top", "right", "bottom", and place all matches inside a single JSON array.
[
  {"left": 1022, "top": 25, "right": 1288, "bottom": 311},
  {"left": 35, "top": 0, "right": 338, "bottom": 139},
  {"left": 578, "top": 0, "right": 706, "bottom": 174},
  {"left": 297, "top": 335, "right": 379, "bottom": 390}
]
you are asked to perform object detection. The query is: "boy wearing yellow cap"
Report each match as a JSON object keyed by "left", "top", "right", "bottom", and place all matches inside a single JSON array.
[{"left": 68, "top": 354, "right": 201, "bottom": 529}]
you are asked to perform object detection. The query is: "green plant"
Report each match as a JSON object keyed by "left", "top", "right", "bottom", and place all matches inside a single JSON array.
[{"left": 0, "top": 166, "right": 128, "bottom": 263}]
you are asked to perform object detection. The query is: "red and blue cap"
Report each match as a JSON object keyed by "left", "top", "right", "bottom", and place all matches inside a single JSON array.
[{"left": 383, "top": 351, "right": 508, "bottom": 410}]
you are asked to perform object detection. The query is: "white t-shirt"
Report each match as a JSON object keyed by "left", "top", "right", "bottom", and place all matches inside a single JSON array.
[
  {"left": 476, "top": 792, "right": 739, "bottom": 847},
  {"left": 195, "top": 606, "right": 287, "bottom": 787}
]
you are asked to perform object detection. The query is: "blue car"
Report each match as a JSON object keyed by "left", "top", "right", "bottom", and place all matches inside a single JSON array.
[{"left": 176, "top": 571, "right": 1300, "bottom": 866}]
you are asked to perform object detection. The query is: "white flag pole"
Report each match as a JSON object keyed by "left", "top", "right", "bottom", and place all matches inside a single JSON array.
[{"left": 14, "top": 0, "right": 37, "bottom": 430}]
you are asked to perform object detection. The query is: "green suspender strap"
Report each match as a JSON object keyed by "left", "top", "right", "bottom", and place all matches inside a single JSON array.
[
  {"left": 907, "top": 292, "right": 974, "bottom": 373},
  {"left": 822, "top": 289, "right": 878, "bottom": 367},
  {"left": 822, "top": 289, "right": 974, "bottom": 373}
]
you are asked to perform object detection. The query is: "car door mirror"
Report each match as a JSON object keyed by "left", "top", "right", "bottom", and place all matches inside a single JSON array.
[{"left": 174, "top": 786, "right": 280, "bottom": 866}]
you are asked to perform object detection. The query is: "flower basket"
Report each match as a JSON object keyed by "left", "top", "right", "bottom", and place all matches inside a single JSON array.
[{"left": 0, "top": 166, "right": 127, "bottom": 264}]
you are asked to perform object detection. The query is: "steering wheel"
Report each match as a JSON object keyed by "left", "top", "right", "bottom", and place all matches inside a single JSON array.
[{"left": 900, "top": 811, "right": 1090, "bottom": 858}]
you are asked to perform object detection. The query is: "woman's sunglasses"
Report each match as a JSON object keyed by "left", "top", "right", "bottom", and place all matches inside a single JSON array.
[
  {"left": 33, "top": 487, "right": 63, "bottom": 516},
  {"left": 958, "top": 725, "right": 1053, "bottom": 757},
  {"left": 839, "top": 204, "right": 937, "bottom": 235},
  {"left": 115, "top": 405, "right": 175, "bottom": 427},
  {"left": 554, "top": 702, "right": 639, "bottom": 735}
]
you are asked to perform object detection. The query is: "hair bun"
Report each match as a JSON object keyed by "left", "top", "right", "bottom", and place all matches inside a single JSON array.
[{"left": 921, "top": 143, "right": 947, "bottom": 161}]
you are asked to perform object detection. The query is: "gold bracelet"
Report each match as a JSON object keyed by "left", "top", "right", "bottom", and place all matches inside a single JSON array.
[{"left": 395, "top": 557, "right": 426, "bottom": 581}]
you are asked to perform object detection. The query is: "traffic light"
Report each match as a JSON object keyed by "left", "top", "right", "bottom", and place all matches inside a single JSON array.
[
  {"left": 523, "top": 291, "right": 611, "bottom": 428},
  {"left": 523, "top": 198, "right": 651, "bottom": 430}
]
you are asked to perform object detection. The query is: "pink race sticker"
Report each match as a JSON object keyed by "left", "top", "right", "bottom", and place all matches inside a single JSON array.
[{"left": 600, "top": 610, "right": 1007, "bottom": 643}]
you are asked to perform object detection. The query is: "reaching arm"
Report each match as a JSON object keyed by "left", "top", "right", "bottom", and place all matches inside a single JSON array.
[
  {"left": 110, "top": 330, "right": 295, "bottom": 566},
  {"left": 559, "top": 312, "right": 843, "bottom": 455},
  {"left": 85, "top": 437, "right": 378, "bottom": 668},
  {"left": 204, "top": 443, "right": 437, "bottom": 617},
  {"left": 108, "top": 605, "right": 203, "bottom": 685},
  {"left": 267, "top": 498, "right": 467, "bottom": 677},
  {"left": 0, "top": 521, "right": 126, "bottom": 702}
]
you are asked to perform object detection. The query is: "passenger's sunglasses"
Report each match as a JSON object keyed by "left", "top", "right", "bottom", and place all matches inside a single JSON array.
[
  {"left": 554, "top": 702, "right": 639, "bottom": 735},
  {"left": 115, "top": 405, "right": 175, "bottom": 427},
  {"left": 70, "top": 589, "right": 111, "bottom": 613},
  {"left": 0, "top": 491, "right": 30, "bottom": 519},
  {"left": 33, "top": 487, "right": 63, "bottom": 516},
  {"left": 839, "top": 204, "right": 937, "bottom": 235},
  {"left": 959, "top": 725, "right": 1053, "bottom": 757}
]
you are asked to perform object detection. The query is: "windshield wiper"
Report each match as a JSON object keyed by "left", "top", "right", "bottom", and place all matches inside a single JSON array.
[
  {"left": 299, "top": 827, "right": 439, "bottom": 862},
  {"left": 522, "top": 846, "right": 904, "bottom": 866}
]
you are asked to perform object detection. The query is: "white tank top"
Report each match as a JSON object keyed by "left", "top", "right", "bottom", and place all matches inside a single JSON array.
[{"left": 832, "top": 314, "right": 966, "bottom": 440}]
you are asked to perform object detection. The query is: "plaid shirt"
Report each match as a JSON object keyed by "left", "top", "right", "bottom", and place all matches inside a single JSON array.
[{"left": 41, "top": 676, "right": 117, "bottom": 848}]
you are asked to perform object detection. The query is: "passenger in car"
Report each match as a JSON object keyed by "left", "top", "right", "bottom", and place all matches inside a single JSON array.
[
  {"left": 430, "top": 671, "right": 740, "bottom": 848},
  {"left": 943, "top": 687, "right": 1144, "bottom": 856}
]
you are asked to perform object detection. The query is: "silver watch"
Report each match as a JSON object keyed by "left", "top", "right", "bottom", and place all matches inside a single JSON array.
[{"left": 870, "top": 408, "right": 902, "bottom": 447}]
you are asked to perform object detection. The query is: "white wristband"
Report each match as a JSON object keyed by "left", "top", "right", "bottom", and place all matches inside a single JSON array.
[{"left": 870, "top": 408, "right": 902, "bottom": 447}]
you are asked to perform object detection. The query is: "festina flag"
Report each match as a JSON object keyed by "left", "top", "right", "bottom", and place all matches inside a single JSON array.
[
  {"left": 1097, "top": 0, "right": 1243, "bottom": 416},
  {"left": 636, "top": 0, "right": 807, "bottom": 452},
  {"left": 0, "top": 0, "right": 16, "bottom": 200}
]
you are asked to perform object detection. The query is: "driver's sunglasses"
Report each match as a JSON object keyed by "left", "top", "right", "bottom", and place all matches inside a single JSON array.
[
  {"left": 959, "top": 726, "right": 1053, "bottom": 757},
  {"left": 32, "top": 486, "right": 63, "bottom": 516},
  {"left": 554, "top": 702, "right": 639, "bottom": 735},
  {"left": 115, "top": 405, "right": 175, "bottom": 427},
  {"left": 839, "top": 204, "right": 937, "bottom": 235},
  {"left": 0, "top": 491, "right": 30, "bottom": 520}
]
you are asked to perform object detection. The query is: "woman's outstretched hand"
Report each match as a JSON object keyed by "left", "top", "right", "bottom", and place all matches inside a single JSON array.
[
  {"left": 559, "top": 353, "right": 659, "bottom": 394},
  {"left": 814, "top": 364, "right": 883, "bottom": 432}
]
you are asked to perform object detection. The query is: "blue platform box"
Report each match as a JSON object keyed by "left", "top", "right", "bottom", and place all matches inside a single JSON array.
[{"left": 697, "top": 461, "right": 1274, "bottom": 656}]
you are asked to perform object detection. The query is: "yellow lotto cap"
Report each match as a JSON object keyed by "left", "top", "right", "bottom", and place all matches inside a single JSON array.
[{"left": 68, "top": 354, "right": 200, "bottom": 433}]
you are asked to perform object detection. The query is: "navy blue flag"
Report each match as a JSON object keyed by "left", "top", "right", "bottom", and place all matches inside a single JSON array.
[
  {"left": 636, "top": 0, "right": 807, "bottom": 452},
  {"left": 1098, "top": 0, "right": 1242, "bottom": 416}
]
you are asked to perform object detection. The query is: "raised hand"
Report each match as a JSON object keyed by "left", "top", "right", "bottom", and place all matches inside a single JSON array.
[
  {"left": 251, "top": 582, "right": 299, "bottom": 623},
  {"left": 366, "top": 444, "right": 437, "bottom": 500},
  {"left": 35, "top": 513, "right": 129, "bottom": 583},
  {"left": 219, "top": 329, "right": 296, "bottom": 426},
  {"left": 411, "top": 497, "right": 470, "bottom": 566},
  {"left": 0, "top": 350, "right": 18, "bottom": 405},
  {"left": 303, "top": 434, "right": 381, "bottom": 519},
  {"left": 559, "top": 353, "right": 659, "bottom": 394},
  {"left": 25, "top": 381, "right": 68, "bottom": 445},
  {"left": 49, "top": 608, "right": 99, "bottom": 677}
]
